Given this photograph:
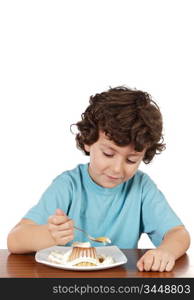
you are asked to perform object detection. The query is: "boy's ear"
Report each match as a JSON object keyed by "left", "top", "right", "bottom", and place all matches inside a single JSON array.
[{"left": 84, "top": 144, "right": 91, "bottom": 153}]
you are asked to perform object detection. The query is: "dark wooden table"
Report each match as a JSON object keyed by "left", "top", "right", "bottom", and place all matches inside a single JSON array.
[{"left": 0, "top": 249, "right": 193, "bottom": 278}]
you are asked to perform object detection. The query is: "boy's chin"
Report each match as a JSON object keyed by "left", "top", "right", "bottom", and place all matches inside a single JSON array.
[{"left": 100, "top": 182, "right": 120, "bottom": 188}]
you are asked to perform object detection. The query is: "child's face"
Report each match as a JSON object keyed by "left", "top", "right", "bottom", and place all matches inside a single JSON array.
[{"left": 84, "top": 131, "right": 146, "bottom": 188}]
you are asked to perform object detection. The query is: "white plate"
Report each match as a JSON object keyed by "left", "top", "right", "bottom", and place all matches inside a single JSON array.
[{"left": 35, "top": 245, "right": 127, "bottom": 271}]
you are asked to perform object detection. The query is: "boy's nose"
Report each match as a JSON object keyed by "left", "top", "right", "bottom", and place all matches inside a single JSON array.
[{"left": 111, "top": 160, "right": 124, "bottom": 176}]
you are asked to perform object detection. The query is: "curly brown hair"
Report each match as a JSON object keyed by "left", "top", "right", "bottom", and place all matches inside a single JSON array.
[{"left": 73, "top": 86, "right": 166, "bottom": 164}]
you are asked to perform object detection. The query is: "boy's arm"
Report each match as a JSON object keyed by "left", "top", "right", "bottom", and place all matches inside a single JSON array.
[
  {"left": 7, "top": 219, "right": 56, "bottom": 254},
  {"left": 7, "top": 209, "right": 74, "bottom": 254},
  {"left": 137, "top": 225, "right": 190, "bottom": 272},
  {"left": 157, "top": 225, "right": 190, "bottom": 259}
]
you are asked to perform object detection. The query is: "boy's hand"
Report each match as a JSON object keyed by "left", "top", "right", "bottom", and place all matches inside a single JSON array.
[
  {"left": 136, "top": 248, "right": 176, "bottom": 272},
  {"left": 48, "top": 208, "right": 74, "bottom": 245}
]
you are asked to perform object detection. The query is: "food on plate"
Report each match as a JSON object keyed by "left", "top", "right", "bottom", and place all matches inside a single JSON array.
[{"left": 48, "top": 241, "right": 114, "bottom": 267}]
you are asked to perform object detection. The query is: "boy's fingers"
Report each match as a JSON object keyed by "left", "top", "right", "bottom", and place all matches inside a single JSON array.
[
  {"left": 51, "top": 215, "right": 69, "bottom": 225},
  {"left": 52, "top": 229, "right": 74, "bottom": 245},
  {"left": 137, "top": 251, "right": 176, "bottom": 273},
  {"left": 48, "top": 219, "right": 74, "bottom": 231},
  {"left": 53, "top": 229, "right": 74, "bottom": 239},
  {"left": 55, "top": 208, "right": 66, "bottom": 216},
  {"left": 159, "top": 259, "right": 168, "bottom": 272},
  {"left": 136, "top": 259, "right": 144, "bottom": 271},
  {"left": 165, "top": 260, "right": 175, "bottom": 272},
  {"left": 58, "top": 220, "right": 74, "bottom": 231},
  {"left": 60, "top": 235, "right": 74, "bottom": 245},
  {"left": 48, "top": 222, "right": 57, "bottom": 231},
  {"left": 151, "top": 256, "right": 161, "bottom": 271},
  {"left": 143, "top": 255, "right": 154, "bottom": 271},
  {"left": 137, "top": 254, "right": 146, "bottom": 271}
]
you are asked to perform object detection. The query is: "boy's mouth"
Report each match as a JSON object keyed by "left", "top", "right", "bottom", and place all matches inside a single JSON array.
[{"left": 106, "top": 174, "right": 122, "bottom": 181}]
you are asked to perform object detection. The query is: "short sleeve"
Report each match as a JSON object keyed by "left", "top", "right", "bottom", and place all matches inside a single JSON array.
[
  {"left": 23, "top": 176, "right": 72, "bottom": 224},
  {"left": 141, "top": 174, "right": 183, "bottom": 247}
]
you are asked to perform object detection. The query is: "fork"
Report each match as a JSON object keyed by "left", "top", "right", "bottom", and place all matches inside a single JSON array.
[{"left": 74, "top": 226, "right": 111, "bottom": 244}]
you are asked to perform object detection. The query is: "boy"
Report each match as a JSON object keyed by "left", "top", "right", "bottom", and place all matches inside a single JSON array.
[{"left": 7, "top": 86, "right": 190, "bottom": 272}]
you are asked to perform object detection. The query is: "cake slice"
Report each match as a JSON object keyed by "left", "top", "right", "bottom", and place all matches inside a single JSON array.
[
  {"left": 68, "top": 246, "right": 98, "bottom": 266},
  {"left": 67, "top": 242, "right": 99, "bottom": 266}
]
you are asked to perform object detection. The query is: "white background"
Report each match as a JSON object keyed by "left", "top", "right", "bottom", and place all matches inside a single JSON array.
[{"left": 0, "top": 0, "right": 193, "bottom": 251}]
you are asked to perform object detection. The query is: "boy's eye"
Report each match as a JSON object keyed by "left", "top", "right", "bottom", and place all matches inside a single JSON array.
[
  {"left": 127, "top": 159, "right": 137, "bottom": 164},
  {"left": 103, "top": 152, "right": 113, "bottom": 157},
  {"left": 103, "top": 152, "right": 137, "bottom": 164}
]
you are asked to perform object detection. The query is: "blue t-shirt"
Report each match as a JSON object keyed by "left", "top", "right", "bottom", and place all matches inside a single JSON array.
[{"left": 23, "top": 164, "right": 183, "bottom": 248}]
